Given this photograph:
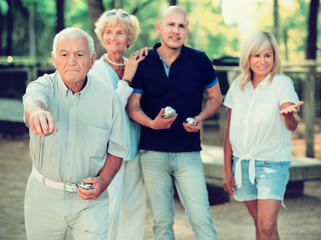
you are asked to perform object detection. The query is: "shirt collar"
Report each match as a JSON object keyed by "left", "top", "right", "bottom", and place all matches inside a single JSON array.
[
  {"left": 245, "top": 73, "right": 272, "bottom": 89},
  {"left": 259, "top": 73, "right": 272, "bottom": 88},
  {"left": 56, "top": 70, "right": 88, "bottom": 97},
  {"left": 152, "top": 43, "right": 187, "bottom": 60},
  {"left": 56, "top": 71, "right": 69, "bottom": 97}
]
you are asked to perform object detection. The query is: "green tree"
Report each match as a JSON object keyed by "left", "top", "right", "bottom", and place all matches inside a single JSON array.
[
  {"left": 185, "top": 0, "right": 239, "bottom": 58},
  {"left": 306, "top": 0, "right": 320, "bottom": 60},
  {"left": 254, "top": 0, "right": 321, "bottom": 61},
  {"left": 5, "top": 0, "right": 13, "bottom": 56},
  {"left": 87, "top": 0, "right": 104, "bottom": 57},
  {"left": 56, "top": 0, "right": 65, "bottom": 32},
  {"left": 273, "top": 0, "right": 279, "bottom": 42},
  {"left": 6, "top": 0, "right": 319, "bottom": 63},
  {"left": 0, "top": 0, "right": 9, "bottom": 56}
]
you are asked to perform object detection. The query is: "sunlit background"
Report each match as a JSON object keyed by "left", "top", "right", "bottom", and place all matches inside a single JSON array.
[
  {"left": 0, "top": 0, "right": 320, "bottom": 159},
  {"left": 0, "top": 0, "right": 320, "bottom": 61}
]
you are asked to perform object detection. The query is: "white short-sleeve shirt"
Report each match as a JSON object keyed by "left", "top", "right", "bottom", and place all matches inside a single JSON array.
[{"left": 223, "top": 73, "right": 299, "bottom": 186}]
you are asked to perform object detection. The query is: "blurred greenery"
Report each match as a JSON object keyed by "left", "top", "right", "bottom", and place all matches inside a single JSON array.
[
  {"left": 0, "top": 0, "right": 9, "bottom": 15},
  {"left": 0, "top": 0, "right": 320, "bottom": 65},
  {"left": 0, "top": 56, "right": 52, "bottom": 66}
]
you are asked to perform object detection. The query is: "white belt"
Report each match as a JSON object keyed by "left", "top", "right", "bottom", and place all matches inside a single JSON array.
[
  {"left": 31, "top": 166, "right": 78, "bottom": 192},
  {"left": 234, "top": 157, "right": 256, "bottom": 188}
]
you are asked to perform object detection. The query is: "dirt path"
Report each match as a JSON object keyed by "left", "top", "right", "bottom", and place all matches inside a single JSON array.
[{"left": 1, "top": 138, "right": 321, "bottom": 240}]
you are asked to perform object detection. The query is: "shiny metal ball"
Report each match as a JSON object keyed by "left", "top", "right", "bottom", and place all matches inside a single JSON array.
[
  {"left": 162, "top": 106, "right": 176, "bottom": 118},
  {"left": 186, "top": 117, "right": 197, "bottom": 126},
  {"left": 77, "top": 182, "right": 93, "bottom": 190}
]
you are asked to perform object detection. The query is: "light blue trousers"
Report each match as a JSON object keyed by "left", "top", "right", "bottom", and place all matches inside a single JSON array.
[{"left": 140, "top": 150, "right": 217, "bottom": 240}]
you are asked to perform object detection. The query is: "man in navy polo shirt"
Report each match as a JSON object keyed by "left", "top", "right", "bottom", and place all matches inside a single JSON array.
[{"left": 127, "top": 6, "right": 222, "bottom": 239}]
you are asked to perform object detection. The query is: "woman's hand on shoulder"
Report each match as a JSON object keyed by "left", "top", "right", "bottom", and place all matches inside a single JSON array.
[
  {"left": 131, "top": 47, "right": 149, "bottom": 59},
  {"left": 123, "top": 48, "right": 149, "bottom": 82}
]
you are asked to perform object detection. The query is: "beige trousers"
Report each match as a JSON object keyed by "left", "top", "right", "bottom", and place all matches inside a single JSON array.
[{"left": 24, "top": 174, "right": 109, "bottom": 240}]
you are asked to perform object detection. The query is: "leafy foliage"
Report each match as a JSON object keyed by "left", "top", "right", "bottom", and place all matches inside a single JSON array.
[
  {"left": 252, "top": 0, "right": 320, "bottom": 61},
  {"left": 0, "top": 0, "right": 320, "bottom": 62},
  {"left": 0, "top": 0, "right": 9, "bottom": 15}
]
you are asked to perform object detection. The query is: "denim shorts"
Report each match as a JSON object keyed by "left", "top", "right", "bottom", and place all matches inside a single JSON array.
[{"left": 232, "top": 156, "right": 291, "bottom": 202}]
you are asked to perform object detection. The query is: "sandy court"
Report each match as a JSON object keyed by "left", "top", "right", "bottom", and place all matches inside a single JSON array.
[{"left": 0, "top": 137, "right": 321, "bottom": 240}]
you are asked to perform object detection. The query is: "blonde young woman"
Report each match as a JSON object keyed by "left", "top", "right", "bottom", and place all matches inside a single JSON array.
[
  {"left": 223, "top": 30, "right": 303, "bottom": 240},
  {"left": 90, "top": 9, "right": 147, "bottom": 240}
]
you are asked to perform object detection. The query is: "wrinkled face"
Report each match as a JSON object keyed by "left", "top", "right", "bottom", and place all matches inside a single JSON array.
[
  {"left": 249, "top": 45, "right": 274, "bottom": 80},
  {"left": 102, "top": 23, "right": 129, "bottom": 54},
  {"left": 157, "top": 10, "right": 189, "bottom": 50},
  {"left": 52, "top": 35, "right": 95, "bottom": 85}
]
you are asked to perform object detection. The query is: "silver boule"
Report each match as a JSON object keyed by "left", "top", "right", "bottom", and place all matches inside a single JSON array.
[
  {"left": 77, "top": 182, "right": 93, "bottom": 190},
  {"left": 162, "top": 106, "right": 176, "bottom": 118},
  {"left": 186, "top": 117, "right": 197, "bottom": 126}
]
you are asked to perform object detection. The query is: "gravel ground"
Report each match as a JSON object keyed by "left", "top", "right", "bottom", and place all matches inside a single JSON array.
[{"left": 0, "top": 138, "right": 320, "bottom": 240}]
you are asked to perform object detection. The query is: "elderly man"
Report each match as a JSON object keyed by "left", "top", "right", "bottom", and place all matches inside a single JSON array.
[
  {"left": 127, "top": 6, "right": 221, "bottom": 240},
  {"left": 23, "top": 27, "right": 128, "bottom": 240}
]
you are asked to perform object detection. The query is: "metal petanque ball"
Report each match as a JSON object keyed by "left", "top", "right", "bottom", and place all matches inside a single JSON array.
[
  {"left": 77, "top": 182, "right": 93, "bottom": 190},
  {"left": 186, "top": 117, "right": 197, "bottom": 126},
  {"left": 163, "top": 106, "right": 176, "bottom": 118}
]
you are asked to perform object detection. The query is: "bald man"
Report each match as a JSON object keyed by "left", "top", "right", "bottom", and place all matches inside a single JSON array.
[{"left": 127, "top": 6, "right": 221, "bottom": 240}]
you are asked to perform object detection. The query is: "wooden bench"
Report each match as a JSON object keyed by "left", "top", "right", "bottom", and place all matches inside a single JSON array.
[
  {"left": 0, "top": 98, "right": 29, "bottom": 138},
  {"left": 0, "top": 98, "right": 24, "bottom": 123},
  {"left": 201, "top": 145, "right": 321, "bottom": 199}
]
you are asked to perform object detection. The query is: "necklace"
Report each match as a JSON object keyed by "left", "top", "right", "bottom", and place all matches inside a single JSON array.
[{"left": 105, "top": 54, "right": 125, "bottom": 66}]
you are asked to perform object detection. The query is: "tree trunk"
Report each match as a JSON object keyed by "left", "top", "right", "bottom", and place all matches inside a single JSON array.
[
  {"left": 87, "top": 0, "right": 105, "bottom": 58},
  {"left": 109, "top": 0, "right": 116, "bottom": 10},
  {"left": 5, "top": 0, "right": 13, "bottom": 56},
  {"left": 193, "top": 0, "right": 199, "bottom": 49},
  {"left": 29, "top": 3, "right": 36, "bottom": 56},
  {"left": 282, "top": 28, "right": 288, "bottom": 61},
  {"left": 273, "top": 0, "right": 279, "bottom": 43},
  {"left": 304, "top": 0, "right": 319, "bottom": 158},
  {"left": 0, "top": 12, "right": 3, "bottom": 56},
  {"left": 306, "top": 0, "right": 319, "bottom": 59},
  {"left": 132, "top": 1, "right": 154, "bottom": 15},
  {"left": 56, "top": 0, "right": 65, "bottom": 33}
]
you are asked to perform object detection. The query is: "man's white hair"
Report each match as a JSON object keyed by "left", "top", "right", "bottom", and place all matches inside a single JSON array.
[{"left": 52, "top": 27, "right": 95, "bottom": 57}]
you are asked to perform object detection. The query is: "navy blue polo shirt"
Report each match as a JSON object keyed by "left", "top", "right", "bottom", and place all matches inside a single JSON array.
[{"left": 132, "top": 43, "right": 218, "bottom": 152}]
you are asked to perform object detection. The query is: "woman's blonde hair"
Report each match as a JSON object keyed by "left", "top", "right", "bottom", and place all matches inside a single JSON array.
[
  {"left": 94, "top": 9, "right": 140, "bottom": 49},
  {"left": 238, "top": 30, "right": 282, "bottom": 90}
]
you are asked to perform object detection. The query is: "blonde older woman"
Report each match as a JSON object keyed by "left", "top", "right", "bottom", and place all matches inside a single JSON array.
[
  {"left": 90, "top": 9, "right": 146, "bottom": 240},
  {"left": 223, "top": 30, "right": 303, "bottom": 240}
]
